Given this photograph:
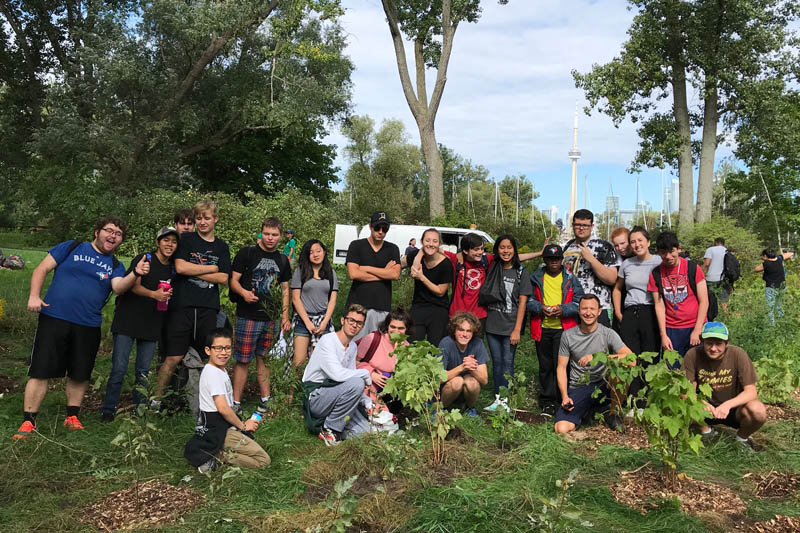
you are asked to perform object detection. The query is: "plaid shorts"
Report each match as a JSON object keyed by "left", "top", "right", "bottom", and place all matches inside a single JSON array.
[{"left": 234, "top": 317, "right": 276, "bottom": 364}]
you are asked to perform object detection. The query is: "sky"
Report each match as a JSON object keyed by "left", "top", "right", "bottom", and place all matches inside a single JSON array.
[{"left": 324, "top": 0, "right": 736, "bottom": 220}]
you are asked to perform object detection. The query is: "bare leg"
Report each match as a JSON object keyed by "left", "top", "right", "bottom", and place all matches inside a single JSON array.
[
  {"left": 65, "top": 378, "right": 89, "bottom": 408},
  {"left": 232, "top": 362, "right": 250, "bottom": 403},
  {"left": 256, "top": 357, "right": 270, "bottom": 398},
  {"left": 462, "top": 375, "right": 481, "bottom": 407},
  {"left": 23, "top": 378, "right": 49, "bottom": 412},
  {"left": 736, "top": 400, "right": 766, "bottom": 438},
  {"left": 554, "top": 420, "right": 577, "bottom": 434},
  {"left": 441, "top": 376, "right": 464, "bottom": 408},
  {"left": 156, "top": 355, "right": 183, "bottom": 397},
  {"left": 293, "top": 336, "right": 311, "bottom": 368}
]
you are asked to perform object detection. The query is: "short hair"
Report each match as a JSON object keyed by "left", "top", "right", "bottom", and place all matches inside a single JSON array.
[
  {"left": 94, "top": 216, "right": 128, "bottom": 240},
  {"left": 572, "top": 209, "right": 594, "bottom": 223},
  {"left": 656, "top": 231, "right": 680, "bottom": 251},
  {"left": 205, "top": 327, "right": 233, "bottom": 348},
  {"left": 610, "top": 227, "right": 629, "bottom": 241},
  {"left": 173, "top": 208, "right": 194, "bottom": 225},
  {"left": 460, "top": 232, "right": 484, "bottom": 251},
  {"left": 629, "top": 225, "right": 650, "bottom": 241},
  {"left": 194, "top": 200, "right": 218, "bottom": 219},
  {"left": 715, "top": 237, "right": 725, "bottom": 245},
  {"left": 762, "top": 248, "right": 777, "bottom": 259},
  {"left": 344, "top": 303, "right": 367, "bottom": 320},
  {"left": 380, "top": 307, "right": 413, "bottom": 333},
  {"left": 579, "top": 294, "right": 601, "bottom": 308},
  {"left": 448, "top": 311, "right": 481, "bottom": 338},
  {"left": 261, "top": 216, "right": 283, "bottom": 233},
  {"left": 409, "top": 238, "right": 416, "bottom": 245}
]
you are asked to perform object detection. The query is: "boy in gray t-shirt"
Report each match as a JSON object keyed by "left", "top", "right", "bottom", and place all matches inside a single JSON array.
[{"left": 554, "top": 295, "right": 632, "bottom": 435}]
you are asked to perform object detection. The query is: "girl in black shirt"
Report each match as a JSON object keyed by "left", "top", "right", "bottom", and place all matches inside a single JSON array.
[{"left": 755, "top": 248, "right": 794, "bottom": 324}]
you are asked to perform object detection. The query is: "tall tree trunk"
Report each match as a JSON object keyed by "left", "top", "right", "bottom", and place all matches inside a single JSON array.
[
  {"left": 420, "top": 123, "right": 444, "bottom": 218},
  {"left": 696, "top": 82, "right": 718, "bottom": 223},
  {"left": 670, "top": 61, "right": 694, "bottom": 230}
]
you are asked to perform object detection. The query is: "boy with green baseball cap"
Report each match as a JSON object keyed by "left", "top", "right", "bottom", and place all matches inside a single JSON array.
[{"left": 683, "top": 322, "right": 766, "bottom": 448}]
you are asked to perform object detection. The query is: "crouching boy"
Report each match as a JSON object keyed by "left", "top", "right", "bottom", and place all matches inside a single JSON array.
[
  {"left": 684, "top": 322, "right": 766, "bottom": 448},
  {"left": 184, "top": 329, "right": 270, "bottom": 472}
]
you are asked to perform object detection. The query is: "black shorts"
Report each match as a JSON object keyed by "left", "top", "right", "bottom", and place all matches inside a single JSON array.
[
  {"left": 164, "top": 307, "right": 218, "bottom": 358},
  {"left": 29, "top": 314, "right": 101, "bottom": 381},
  {"left": 706, "top": 407, "right": 740, "bottom": 429}
]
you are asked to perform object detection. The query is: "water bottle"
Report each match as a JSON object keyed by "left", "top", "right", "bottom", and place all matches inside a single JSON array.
[
  {"left": 157, "top": 280, "right": 171, "bottom": 311},
  {"left": 249, "top": 411, "right": 263, "bottom": 423}
]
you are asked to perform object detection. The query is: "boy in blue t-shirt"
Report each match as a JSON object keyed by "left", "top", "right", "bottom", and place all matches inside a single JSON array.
[{"left": 15, "top": 216, "right": 147, "bottom": 440}]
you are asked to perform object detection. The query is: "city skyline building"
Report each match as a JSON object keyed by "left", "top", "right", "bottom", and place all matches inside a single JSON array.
[{"left": 567, "top": 106, "right": 581, "bottom": 223}]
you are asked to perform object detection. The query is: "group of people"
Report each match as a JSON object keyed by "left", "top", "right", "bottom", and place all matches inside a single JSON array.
[{"left": 14, "top": 204, "right": 775, "bottom": 472}]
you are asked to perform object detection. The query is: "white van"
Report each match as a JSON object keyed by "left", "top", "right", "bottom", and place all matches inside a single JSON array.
[{"left": 333, "top": 224, "right": 494, "bottom": 265}]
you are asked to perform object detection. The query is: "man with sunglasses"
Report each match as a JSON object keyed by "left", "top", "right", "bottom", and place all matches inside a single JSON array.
[
  {"left": 301, "top": 304, "right": 373, "bottom": 445},
  {"left": 562, "top": 209, "right": 622, "bottom": 328},
  {"left": 15, "top": 216, "right": 148, "bottom": 439},
  {"left": 345, "top": 212, "right": 401, "bottom": 341}
]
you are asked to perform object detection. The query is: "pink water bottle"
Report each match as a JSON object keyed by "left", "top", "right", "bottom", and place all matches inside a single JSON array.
[{"left": 157, "top": 281, "right": 171, "bottom": 311}]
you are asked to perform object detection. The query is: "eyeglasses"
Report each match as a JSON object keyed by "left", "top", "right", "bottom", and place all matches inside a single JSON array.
[
  {"left": 209, "top": 345, "right": 233, "bottom": 353},
  {"left": 572, "top": 224, "right": 592, "bottom": 229},
  {"left": 101, "top": 227, "right": 124, "bottom": 238},
  {"left": 373, "top": 224, "right": 389, "bottom": 233},
  {"left": 344, "top": 317, "right": 365, "bottom": 327}
]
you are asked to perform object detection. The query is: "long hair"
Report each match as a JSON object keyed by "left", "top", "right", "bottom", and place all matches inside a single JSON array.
[
  {"left": 299, "top": 239, "right": 333, "bottom": 284},
  {"left": 492, "top": 233, "right": 520, "bottom": 268}
]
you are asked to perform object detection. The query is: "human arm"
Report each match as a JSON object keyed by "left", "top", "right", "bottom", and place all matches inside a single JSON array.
[
  {"left": 111, "top": 259, "right": 150, "bottom": 295},
  {"left": 347, "top": 262, "right": 381, "bottom": 282},
  {"left": 280, "top": 281, "right": 291, "bottom": 332},
  {"left": 291, "top": 288, "right": 315, "bottom": 331},
  {"left": 131, "top": 276, "right": 172, "bottom": 302},
  {"left": 703, "top": 257, "right": 711, "bottom": 272},
  {"left": 556, "top": 355, "right": 572, "bottom": 409},
  {"left": 27, "top": 254, "right": 57, "bottom": 312},
  {"left": 174, "top": 258, "right": 219, "bottom": 277},
  {"left": 465, "top": 358, "right": 489, "bottom": 386},
  {"left": 213, "top": 395, "right": 258, "bottom": 432},
  {"left": 691, "top": 279, "right": 709, "bottom": 346},
  {"left": 511, "top": 294, "right": 528, "bottom": 345},
  {"left": 230, "top": 271, "right": 259, "bottom": 303},
  {"left": 781, "top": 251, "right": 794, "bottom": 260},
  {"left": 360, "top": 261, "right": 401, "bottom": 280},
  {"left": 652, "top": 290, "right": 673, "bottom": 351},
  {"left": 712, "top": 384, "right": 758, "bottom": 419},
  {"left": 754, "top": 263, "right": 764, "bottom": 273},
  {"left": 612, "top": 277, "right": 625, "bottom": 322},
  {"left": 578, "top": 243, "right": 618, "bottom": 285},
  {"left": 519, "top": 237, "right": 550, "bottom": 262},
  {"left": 317, "top": 343, "right": 371, "bottom": 384}
]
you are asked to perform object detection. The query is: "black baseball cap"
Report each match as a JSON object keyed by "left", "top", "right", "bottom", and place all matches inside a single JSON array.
[
  {"left": 542, "top": 244, "right": 564, "bottom": 259},
  {"left": 370, "top": 211, "right": 391, "bottom": 225}
]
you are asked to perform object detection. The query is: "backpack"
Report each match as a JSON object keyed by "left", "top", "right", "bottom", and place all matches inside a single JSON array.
[
  {"left": 453, "top": 253, "right": 490, "bottom": 300},
  {"left": 651, "top": 259, "right": 718, "bottom": 321},
  {"left": 57, "top": 240, "right": 120, "bottom": 271},
  {"left": 0, "top": 254, "right": 25, "bottom": 270},
  {"left": 722, "top": 250, "right": 741, "bottom": 285},
  {"left": 478, "top": 263, "right": 524, "bottom": 307}
]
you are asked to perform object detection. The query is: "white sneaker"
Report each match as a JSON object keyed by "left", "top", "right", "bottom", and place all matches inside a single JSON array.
[{"left": 484, "top": 396, "right": 502, "bottom": 412}]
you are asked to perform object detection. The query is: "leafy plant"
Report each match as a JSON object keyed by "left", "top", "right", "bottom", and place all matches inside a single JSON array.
[
  {"left": 487, "top": 372, "right": 527, "bottom": 449},
  {"left": 754, "top": 354, "right": 800, "bottom": 405},
  {"left": 527, "top": 468, "right": 592, "bottom": 532},
  {"left": 306, "top": 475, "right": 360, "bottom": 533},
  {"left": 636, "top": 351, "right": 712, "bottom": 489},
  {"left": 587, "top": 350, "right": 652, "bottom": 421},
  {"left": 382, "top": 338, "right": 462, "bottom": 465}
]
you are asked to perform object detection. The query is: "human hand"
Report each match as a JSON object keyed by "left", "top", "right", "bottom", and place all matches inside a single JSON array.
[
  {"left": 562, "top": 397, "right": 574, "bottom": 411},
  {"left": 661, "top": 334, "right": 673, "bottom": 351},
  {"left": 318, "top": 318, "right": 329, "bottom": 333},
  {"left": 242, "top": 289, "right": 259, "bottom": 304},
  {"left": 463, "top": 356, "right": 478, "bottom": 371},
  {"left": 410, "top": 265, "right": 422, "bottom": 279},
  {"left": 372, "top": 371, "right": 387, "bottom": 389},
  {"left": 702, "top": 401, "right": 714, "bottom": 413},
  {"left": 135, "top": 260, "right": 150, "bottom": 276},
  {"left": 27, "top": 295, "right": 49, "bottom": 312},
  {"left": 578, "top": 243, "right": 594, "bottom": 262},
  {"left": 577, "top": 354, "right": 594, "bottom": 367},
  {"left": 510, "top": 329, "right": 521, "bottom": 345},
  {"left": 712, "top": 403, "right": 730, "bottom": 419},
  {"left": 690, "top": 329, "right": 701, "bottom": 346},
  {"left": 539, "top": 237, "right": 551, "bottom": 254},
  {"left": 550, "top": 305, "right": 563, "bottom": 317},
  {"left": 615, "top": 311, "right": 623, "bottom": 322},
  {"left": 243, "top": 419, "right": 259, "bottom": 432},
  {"left": 154, "top": 287, "right": 172, "bottom": 302},
  {"left": 281, "top": 317, "right": 291, "bottom": 333}
]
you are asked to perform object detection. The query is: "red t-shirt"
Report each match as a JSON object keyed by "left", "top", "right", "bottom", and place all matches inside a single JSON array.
[
  {"left": 647, "top": 257, "right": 705, "bottom": 328},
  {"left": 444, "top": 251, "right": 495, "bottom": 319}
]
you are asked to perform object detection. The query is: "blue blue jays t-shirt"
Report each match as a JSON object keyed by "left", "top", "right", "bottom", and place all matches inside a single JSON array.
[{"left": 42, "top": 241, "right": 126, "bottom": 327}]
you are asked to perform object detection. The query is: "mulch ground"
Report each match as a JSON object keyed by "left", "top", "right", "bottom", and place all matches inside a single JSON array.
[
  {"left": 733, "top": 514, "right": 800, "bottom": 532},
  {"left": 566, "top": 421, "right": 651, "bottom": 451},
  {"left": 81, "top": 479, "right": 205, "bottom": 531},
  {"left": 765, "top": 404, "right": 800, "bottom": 422},
  {"left": 0, "top": 375, "right": 21, "bottom": 394},
  {"left": 745, "top": 471, "right": 799, "bottom": 499},
  {"left": 609, "top": 468, "right": 746, "bottom": 517}
]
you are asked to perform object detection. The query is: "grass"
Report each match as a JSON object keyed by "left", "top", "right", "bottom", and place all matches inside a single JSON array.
[{"left": 0, "top": 244, "right": 798, "bottom": 532}]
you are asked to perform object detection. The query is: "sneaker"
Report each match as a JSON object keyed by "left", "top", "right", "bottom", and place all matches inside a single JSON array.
[
  {"left": 64, "top": 415, "right": 84, "bottom": 430},
  {"left": 256, "top": 400, "right": 270, "bottom": 414},
  {"left": 198, "top": 457, "right": 219, "bottom": 473},
  {"left": 464, "top": 407, "right": 478, "bottom": 418},
  {"left": 318, "top": 428, "right": 342, "bottom": 446},
  {"left": 13, "top": 421, "right": 36, "bottom": 440},
  {"left": 701, "top": 427, "right": 718, "bottom": 444},
  {"left": 604, "top": 412, "right": 624, "bottom": 433},
  {"left": 541, "top": 404, "right": 557, "bottom": 418},
  {"left": 734, "top": 435, "right": 754, "bottom": 451},
  {"left": 484, "top": 396, "right": 501, "bottom": 412},
  {"left": 100, "top": 411, "right": 115, "bottom": 423},
  {"left": 149, "top": 399, "right": 162, "bottom": 411}
]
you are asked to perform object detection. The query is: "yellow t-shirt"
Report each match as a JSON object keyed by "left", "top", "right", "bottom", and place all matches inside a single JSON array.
[{"left": 541, "top": 272, "right": 563, "bottom": 329}]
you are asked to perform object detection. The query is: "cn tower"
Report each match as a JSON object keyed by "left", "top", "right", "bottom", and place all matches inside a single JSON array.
[{"left": 568, "top": 105, "right": 581, "bottom": 223}]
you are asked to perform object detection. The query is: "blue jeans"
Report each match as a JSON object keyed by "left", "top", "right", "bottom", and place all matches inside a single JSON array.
[
  {"left": 765, "top": 286, "right": 784, "bottom": 325},
  {"left": 101, "top": 334, "right": 157, "bottom": 414},
  {"left": 486, "top": 333, "right": 517, "bottom": 395}
]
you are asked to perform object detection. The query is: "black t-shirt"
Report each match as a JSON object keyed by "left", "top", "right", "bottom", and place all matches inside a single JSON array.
[
  {"left": 172, "top": 232, "right": 231, "bottom": 311},
  {"left": 762, "top": 256, "right": 785, "bottom": 288},
  {"left": 345, "top": 238, "right": 401, "bottom": 312},
  {"left": 232, "top": 245, "right": 291, "bottom": 321},
  {"left": 407, "top": 248, "right": 453, "bottom": 309},
  {"left": 111, "top": 253, "right": 174, "bottom": 340}
]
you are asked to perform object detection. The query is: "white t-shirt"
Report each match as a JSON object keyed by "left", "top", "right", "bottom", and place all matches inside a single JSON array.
[
  {"left": 301, "top": 331, "right": 370, "bottom": 385},
  {"left": 703, "top": 245, "right": 727, "bottom": 282},
  {"left": 199, "top": 364, "right": 234, "bottom": 413}
]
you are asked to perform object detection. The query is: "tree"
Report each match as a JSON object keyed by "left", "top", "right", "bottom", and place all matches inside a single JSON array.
[
  {"left": 574, "top": 0, "right": 797, "bottom": 228},
  {"left": 379, "top": 0, "right": 484, "bottom": 219}
]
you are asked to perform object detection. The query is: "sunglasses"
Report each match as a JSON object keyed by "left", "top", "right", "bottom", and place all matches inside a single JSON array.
[{"left": 373, "top": 224, "right": 389, "bottom": 233}]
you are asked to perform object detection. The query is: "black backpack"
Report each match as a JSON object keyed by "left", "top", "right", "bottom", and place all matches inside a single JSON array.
[
  {"left": 722, "top": 250, "right": 741, "bottom": 285},
  {"left": 651, "top": 259, "right": 718, "bottom": 321}
]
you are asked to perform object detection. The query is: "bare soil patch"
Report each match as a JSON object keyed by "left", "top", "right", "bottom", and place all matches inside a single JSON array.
[
  {"left": 567, "top": 421, "right": 651, "bottom": 450},
  {"left": 765, "top": 404, "right": 800, "bottom": 422},
  {"left": 81, "top": 479, "right": 204, "bottom": 531},
  {"left": 609, "top": 468, "right": 745, "bottom": 517},
  {"left": 744, "top": 471, "right": 799, "bottom": 499},
  {"left": 0, "top": 375, "right": 21, "bottom": 394},
  {"left": 514, "top": 409, "right": 550, "bottom": 425},
  {"left": 731, "top": 514, "right": 800, "bottom": 532}
]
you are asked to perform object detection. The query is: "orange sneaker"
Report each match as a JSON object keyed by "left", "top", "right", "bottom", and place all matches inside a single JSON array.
[
  {"left": 13, "top": 420, "right": 36, "bottom": 440},
  {"left": 63, "top": 415, "right": 84, "bottom": 430}
]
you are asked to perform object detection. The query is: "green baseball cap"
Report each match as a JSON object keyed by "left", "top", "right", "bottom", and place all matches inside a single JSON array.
[{"left": 701, "top": 321, "right": 729, "bottom": 341}]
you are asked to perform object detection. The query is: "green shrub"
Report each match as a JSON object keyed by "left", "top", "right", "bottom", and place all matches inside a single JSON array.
[{"left": 679, "top": 216, "right": 763, "bottom": 272}]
